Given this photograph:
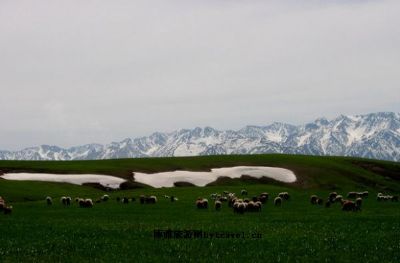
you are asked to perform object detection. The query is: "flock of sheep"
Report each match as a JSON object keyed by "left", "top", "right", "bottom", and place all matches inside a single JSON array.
[
  {"left": 1, "top": 189, "right": 398, "bottom": 216},
  {"left": 377, "top": 193, "right": 399, "bottom": 202},
  {"left": 46, "top": 196, "right": 95, "bottom": 208},
  {"left": 309, "top": 191, "right": 368, "bottom": 211},
  {"left": 198, "top": 190, "right": 291, "bottom": 214},
  {"left": 43, "top": 194, "right": 161, "bottom": 208},
  {"left": 310, "top": 191, "right": 398, "bottom": 211},
  {"left": 197, "top": 189, "right": 399, "bottom": 213}
]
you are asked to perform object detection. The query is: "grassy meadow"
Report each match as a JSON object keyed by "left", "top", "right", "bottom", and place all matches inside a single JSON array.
[{"left": 0, "top": 154, "right": 399, "bottom": 262}]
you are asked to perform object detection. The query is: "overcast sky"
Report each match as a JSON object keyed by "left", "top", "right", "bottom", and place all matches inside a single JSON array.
[{"left": 1, "top": 0, "right": 399, "bottom": 150}]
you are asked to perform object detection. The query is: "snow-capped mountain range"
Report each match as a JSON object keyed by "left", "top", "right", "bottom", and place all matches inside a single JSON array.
[{"left": 1, "top": 112, "right": 399, "bottom": 161}]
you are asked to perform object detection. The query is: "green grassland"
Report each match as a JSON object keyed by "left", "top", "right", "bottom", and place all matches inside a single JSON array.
[{"left": 0, "top": 154, "right": 399, "bottom": 262}]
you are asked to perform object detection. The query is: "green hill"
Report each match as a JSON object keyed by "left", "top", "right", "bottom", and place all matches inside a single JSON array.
[
  {"left": 1, "top": 154, "right": 399, "bottom": 192},
  {"left": 0, "top": 154, "right": 399, "bottom": 262}
]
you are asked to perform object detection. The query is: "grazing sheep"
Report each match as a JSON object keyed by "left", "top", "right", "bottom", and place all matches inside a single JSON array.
[
  {"left": 84, "top": 199, "right": 93, "bottom": 208},
  {"left": 355, "top": 197, "right": 362, "bottom": 209},
  {"left": 334, "top": 195, "right": 343, "bottom": 203},
  {"left": 233, "top": 200, "right": 247, "bottom": 214},
  {"left": 215, "top": 200, "right": 222, "bottom": 211},
  {"left": 0, "top": 197, "right": 6, "bottom": 211},
  {"left": 196, "top": 198, "right": 209, "bottom": 209},
  {"left": 342, "top": 200, "right": 356, "bottom": 211},
  {"left": 258, "top": 196, "right": 267, "bottom": 204},
  {"left": 360, "top": 191, "right": 369, "bottom": 198},
  {"left": 384, "top": 195, "right": 392, "bottom": 201},
  {"left": 66, "top": 197, "right": 71, "bottom": 206},
  {"left": 78, "top": 198, "right": 85, "bottom": 207},
  {"left": 274, "top": 197, "right": 282, "bottom": 206},
  {"left": 101, "top": 195, "right": 110, "bottom": 201},
  {"left": 228, "top": 197, "right": 237, "bottom": 208},
  {"left": 78, "top": 198, "right": 93, "bottom": 208},
  {"left": 279, "top": 192, "right": 290, "bottom": 200},
  {"left": 310, "top": 195, "right": 318, "bottom": 205},
  {"left": 139, "top": 195, "right": 157, "bottom": 204},
  {"left": 241, "top": 189, "right": 248, "bottom": 196},
  {"left": 46, "top": 196, "right": 53, "bottom": 206},
  {"left": 316, "top": 198, "right": 324, "bottom": 205},
  {"left": 246, "top": 201, "right": 255, "bottom": 211},
  {"left": 246, "top": 201, "right": 261, "bottom": 212},
  {"left": 329, "top": 192, "right": 338, "bottom": 202},
  {"left": 347, "top": 192, "right": 358, "bottom": 199},
  {"left": 139, "top": 195, "right": 145, "bottom": 204},
  {"left": 122, "top": 197, "right": 129, "bottom": 204},
  {"left": 218, "top": 196, "right": 227, "bottom": 202},
  {"left": 223, "top": 191, "right": 229, "bottom": 196},
  {"left": 146, "top": 196, "right": 157, "bottom": 204},
  {"left": 210, "top": 193, "right": 217, "bottom": 200},
  {"left": 255, "top": 201, "right": 262, "bottom": 212},
  {"left": 232, "top": 201, "right": 238, "bottom": 212},
  {"left": 377, "top": 193, "right": 396, "bottom": 202},
  {"left": 258, "top": 192, "right": 269, "bottom": 204},
  {"left": 60, "top": 196, "right": 67, "bottom": 206}
]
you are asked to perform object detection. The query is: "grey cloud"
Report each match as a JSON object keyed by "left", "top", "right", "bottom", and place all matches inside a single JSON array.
[{"left": 0, "top": 0, "right": 399, "bottom": 150}]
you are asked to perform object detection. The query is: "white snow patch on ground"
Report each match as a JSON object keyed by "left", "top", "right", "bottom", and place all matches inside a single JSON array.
[
  {"left": 133, "top": 166, "right": 296, "bottom": 188},
  {"left": 0, "top": 173, "right": 126, "bottom": 189}
]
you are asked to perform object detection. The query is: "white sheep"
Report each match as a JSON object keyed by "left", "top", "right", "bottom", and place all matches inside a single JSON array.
[
  {"left": 78, "top": 198, "right": 93, "bottom": 208},
  {"left": 278, "top": 192, "right": 290, "bottom": 200},
  {"left": 334, "top": 195, "right": 343, "bottom": 203},
  {"left": 274, "top": 197, "right": 282, "bottom": 206},
  {"left": 215, "top": 200, "right": 222, "bottom": 211},
  {"left": 60, "top": 196, "right": 67, "bottom": 205},
  {"left": 46, "top": 196, "right": 53, "bottom": 205},
  {"left": 66, "top": 197, "right": 72, "bottom": 206},
  {"left": 147, "top": 196, "right": 157, "bottom": 204},
  {"left": 233, "top": 200, "right": 247, "bottom": 214},
  {"left": 101, "top": 195, "right": 110, "bottom": 201},
  {"left": 355, "top": 197, "right": 362, "bottom": 209},
  {"left": 196, "top": 198, "right": 208, "bottom": 209}
]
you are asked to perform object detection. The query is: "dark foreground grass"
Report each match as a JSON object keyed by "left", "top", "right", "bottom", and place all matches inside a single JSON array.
[
  {"left": 0, "top": 155, "right": 399, "bottom": 262},
  {"left": 1, "top": 184, "right": 399, "bottom": 262}
]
